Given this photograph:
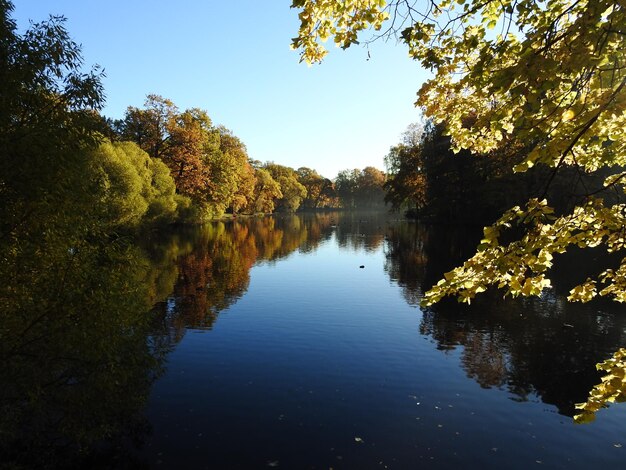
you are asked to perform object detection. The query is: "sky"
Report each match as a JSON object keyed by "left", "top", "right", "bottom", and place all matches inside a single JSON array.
[{"left": 13, "top": 0, "right": 429, "bottom": 179}]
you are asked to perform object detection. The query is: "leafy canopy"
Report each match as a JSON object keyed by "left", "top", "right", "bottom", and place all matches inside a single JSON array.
[{"left": 291, "top": 0, "right": 626, "bottom": 305}]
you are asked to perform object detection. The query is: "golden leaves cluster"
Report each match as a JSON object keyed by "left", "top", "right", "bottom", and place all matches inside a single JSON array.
[
  {"left": 574, "top": 348, "right": 626, "bottom": 424},
  {"left": 423, "top": 198, "right": 626, "bottom": 305},
  {"left": 290, "top": 0, "right": 388, "bottom": 64}
]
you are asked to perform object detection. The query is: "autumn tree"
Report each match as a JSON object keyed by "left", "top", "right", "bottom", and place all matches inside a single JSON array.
[
  {"left": 246, "top": 168, "right": 283, "bottom": 214},
  {"left": 118, "top": 97, "right": 212, "bottom": 208},
  {"left": 356, "top": 166, "right": 386, "bottom": 209},
  {"left": 335, "top": 167, "right": 386, "bottom": 209},
  {"left": 297, "top": 167, "right": 337, "bottom": 209},
  {"left": 385, "top": 123, "right": 427, "bottom": 214},
  {"left": 165, "top": 108, "right": 214, "bottom": 204},
  {"left": 291, "top": 0, "right": 626, "bottom": 304},
  {"left": 119, "top": 94, "right": 178, "bottom": 161},
  {"left": 264, "top": 163, "right": 308, "bottom": 212},
  {"left": 210, "top": 126, "right": 256, "bottom": 215},
  {"left": 118, "top": 97, "right": 259, "bottom": 219}
]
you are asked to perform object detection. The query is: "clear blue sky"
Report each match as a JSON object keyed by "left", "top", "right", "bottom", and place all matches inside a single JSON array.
[{"left": 13, "top": 0, "right": 428, "bottom": 179}]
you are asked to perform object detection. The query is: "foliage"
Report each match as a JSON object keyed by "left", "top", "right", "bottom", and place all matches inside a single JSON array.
[
  {"left": 0, "top": 1, "right": 105, "bottom": 250},
  {"left": 264, "top": 163, "right": 308, "bottom": 212},
  {"left": 574, "top": 348, "right": 626, "bottom": 424},
  {"left": 297, "top": 167, "right": 338, "bottom": 209},
  {"left": 118, "top": 97, "right": 261, "bottom": 219},
  {"left": 91, "top": 141, "right": 179, "bottom": 227},
  {"left": 335, "top": 167, "right": 386, "bottom": 209},
  {"left": 291, "top": 0, "right": 626, "bottom": 304},
  {"left": 146, "top": 154, "right": 183, "bottom": 224},
  {"left": 246, "top": 168, "right": 283, "bottom": 214},
  {"left": 210, "top": 126, "right": 256, "bottom": 215},
  {"left": 166, "top": 107, "right": 215, "bottom": 205},
  {"left": 291, "top": 0, "right": 389, "bottom": 63}
]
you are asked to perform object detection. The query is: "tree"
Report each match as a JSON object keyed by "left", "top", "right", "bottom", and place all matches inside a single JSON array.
[
  {"left": 385, "top": 122, "right": 428, "bottom": 213},
  {"left": 211, "top": 126, "right": 256, "bottom": 215},
  {"left": 246, "top": 168, "right": 282, "bottom": 214},
  {"left": 335, "top": 167, "right": 386, "bottom": 209},
  {"left": 91, "top": 141, "right": 179, "bottom": 227},
  {"left": 264, "top": 163, "right": 307, "bottom": 212},
  {"left": 119, "top": 97, "right": 214, "bottom": 206},
  {"left": 335, "top": 169, "right": 360, "bottom": 209},
  {"left": 166, "top": 107, "right": 215, "bottom": 204},
  {"left": 0, "top": 7, "right": 169, "bottom": 462},
  {"left": 291, "top": 0, "right": 626, "bottom": 305},
  {"left": 0, "top": 1, "right": 105, "bottom": 244},
  {"left": 119, "top": 94, "right": 178, "bottom": 161},
  {"left": 356, "top": 166, "right": 386, "bottom": 209},
  {"left": 384, "top": 141, "right": 426, "bottom": 214},
  {"left": 297, "top": 167, "right": 337, "bottom": 208},
  {"left": 118, "top": 98, "right": 259, "bottom": 219}
]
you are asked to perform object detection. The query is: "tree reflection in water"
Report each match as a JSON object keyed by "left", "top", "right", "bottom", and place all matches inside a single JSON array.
[
  {"left": 4, "top": 213, "right": 624, "bottom": 466},
  {"left": 384, "top": 221, "right": 626, "bottom": 417},
  {"left": 0, "top": 238, "right": 169, "bottom": 468},
  {"left": 149, "top": 213, "right": 342, "bottom": 337}
]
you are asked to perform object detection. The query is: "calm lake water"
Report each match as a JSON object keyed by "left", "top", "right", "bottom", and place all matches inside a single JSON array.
[{"left": 3, "top": 212, "right": 626, "bottom": 468}]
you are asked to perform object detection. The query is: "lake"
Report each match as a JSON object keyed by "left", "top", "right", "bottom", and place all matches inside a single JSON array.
[{"left": 2, "top": 212, "right": 626, "bottom": 468}]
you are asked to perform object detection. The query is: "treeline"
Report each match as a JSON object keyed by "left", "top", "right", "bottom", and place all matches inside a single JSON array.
[
  {"left": 88, "top": 90, "right": 391, "bottom": 223},
  {"left": 384, "top": 121, "right": 611, "bottom": 225},
  {"left": 99, "top": 94, "right": 388, "bottom": 222},
  {"left": 0, "top": 4, "right": 388, "bottom": 247}
]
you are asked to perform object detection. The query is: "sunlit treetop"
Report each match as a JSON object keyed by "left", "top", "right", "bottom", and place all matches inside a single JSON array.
[
  {"left": 291, "top": 0, "right": 389, "bottom": 62},
  {"left": 291, "top": 0, "right": 626, "bottom": 305}
]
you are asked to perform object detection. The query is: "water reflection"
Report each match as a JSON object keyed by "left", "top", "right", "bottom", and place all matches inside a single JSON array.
[
  {"left": 148, "top": 213, "right": 396, "bottom": 335},
  {"left": 332, "top": 212, "right": 389, "bottom": 252},
  {"left": 0, "top": 239, "right": 168, "bottom": 467},
  {"left": 384, "top": 221, "right": 626, "bottom": 416},
  {"left": 154, "top": 214, "right": 626, "bottom": 419},
  {"left": 2, "top": 212, "right": 625, "bottom": 466}
]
